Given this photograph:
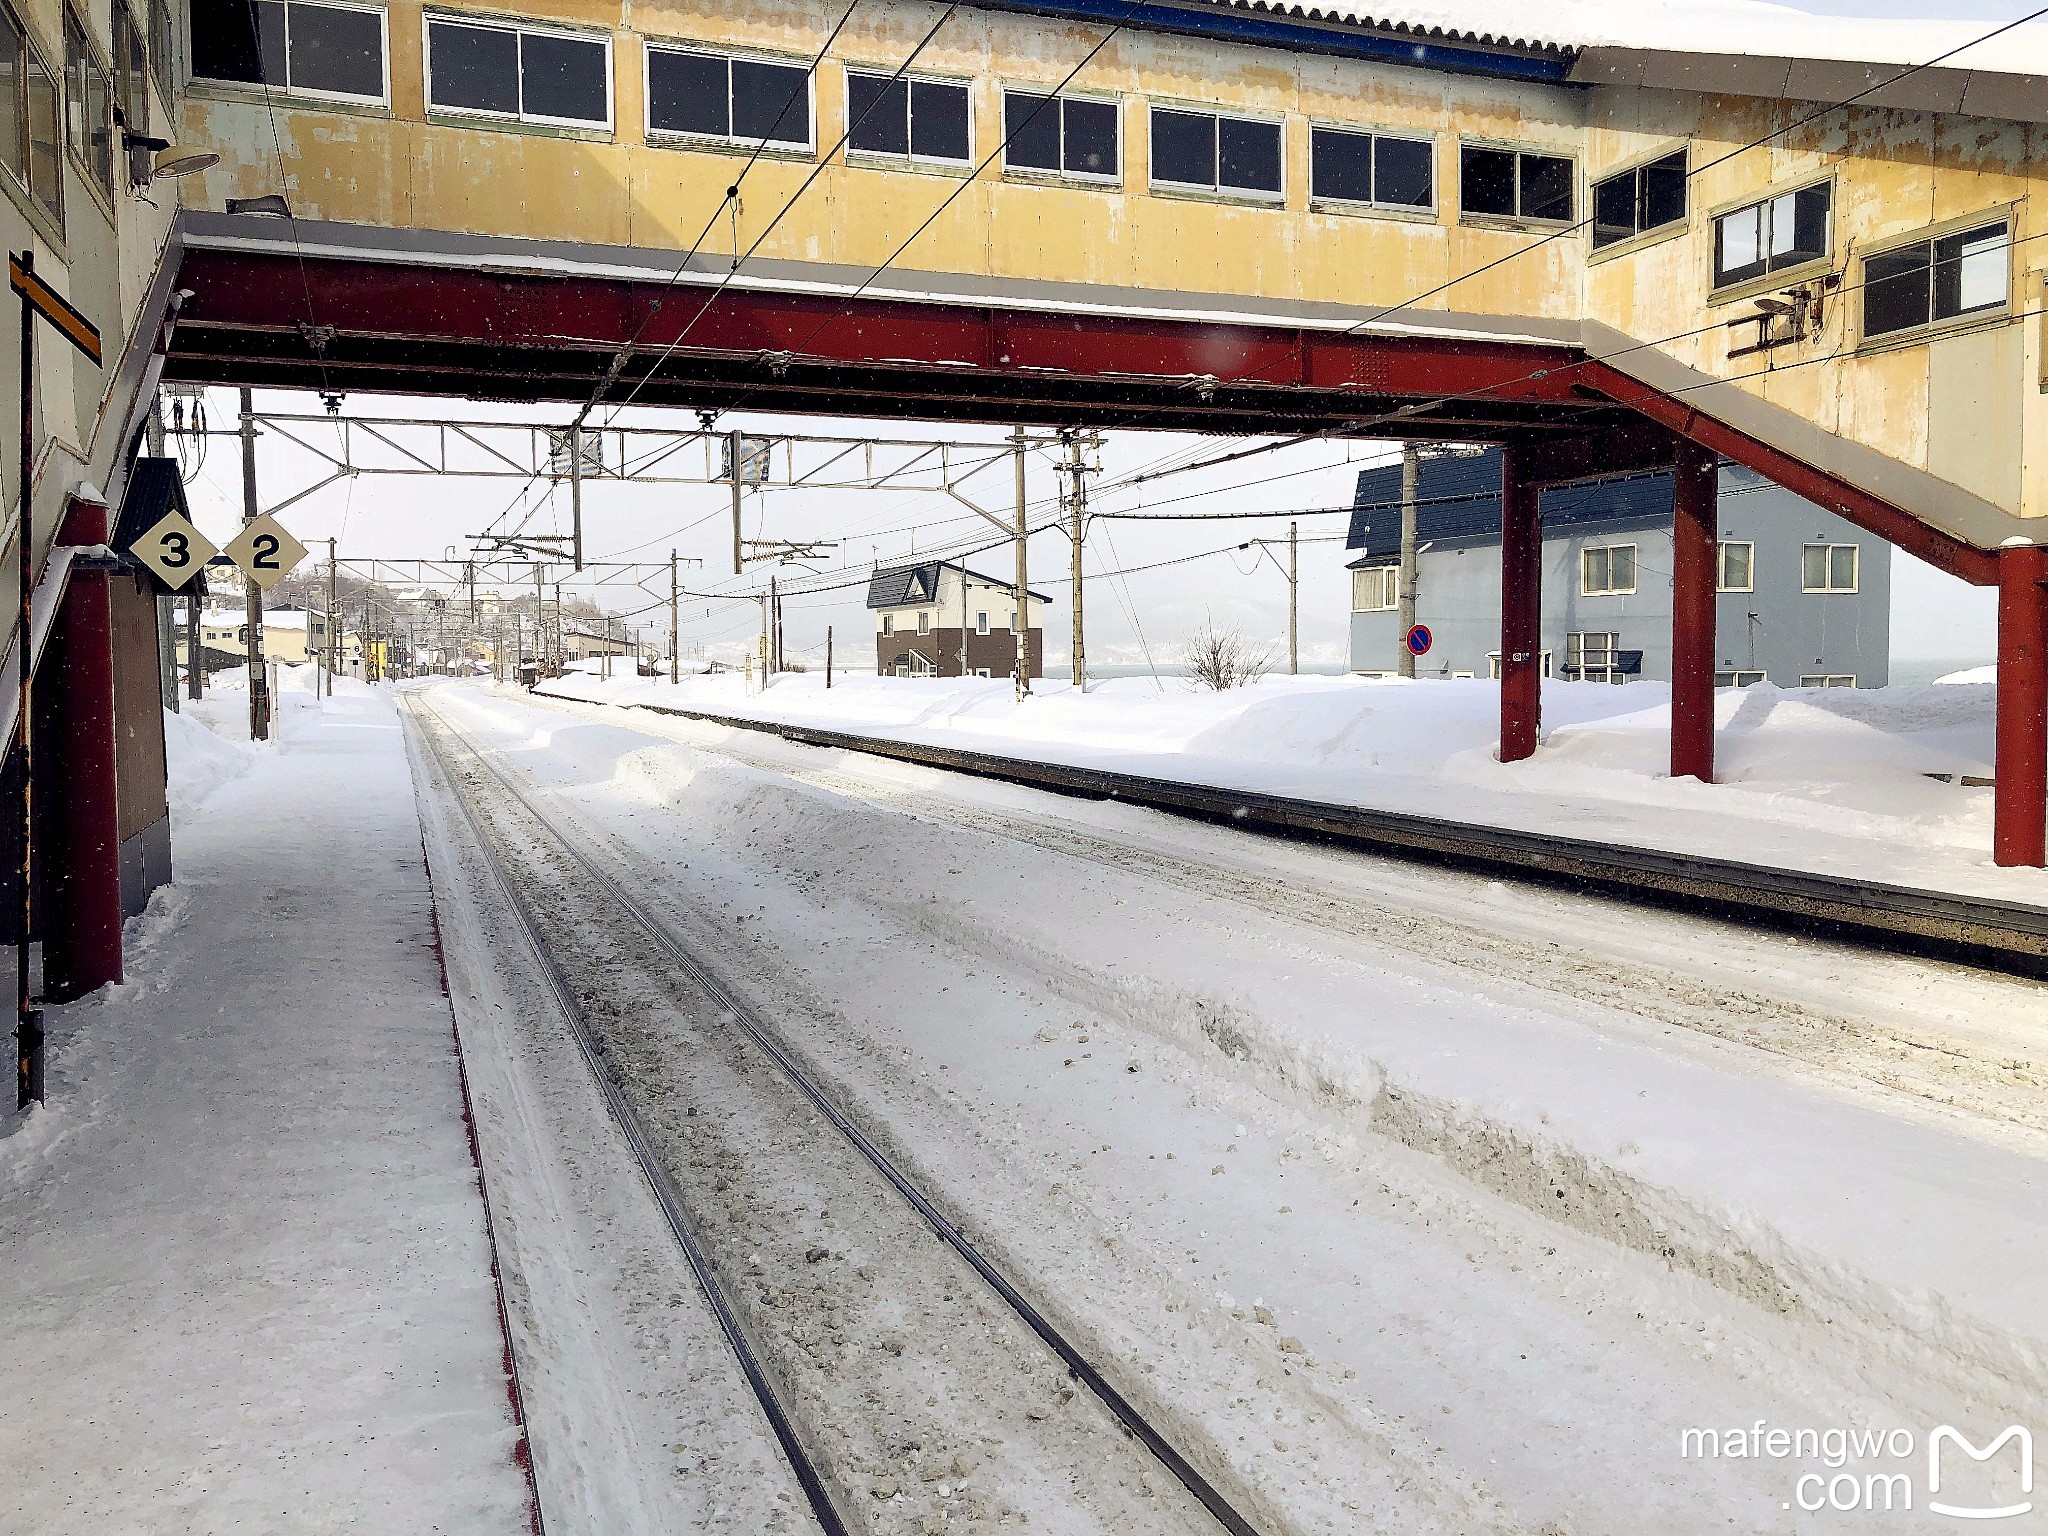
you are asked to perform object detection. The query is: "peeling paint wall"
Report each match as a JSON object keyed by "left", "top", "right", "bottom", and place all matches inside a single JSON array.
[{"left": 180, "top": 0, "right": 2047, "bottom": 522}]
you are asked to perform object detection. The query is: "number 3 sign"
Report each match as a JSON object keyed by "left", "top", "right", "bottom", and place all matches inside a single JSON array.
[
  {"left": 223, "top": 513, "right": 308, "bottom": 592},
  {"left": 131, "top": 510, "right": 219, "bottom": 590}
]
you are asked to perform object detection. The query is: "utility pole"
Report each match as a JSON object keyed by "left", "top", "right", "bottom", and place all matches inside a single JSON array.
[
  {"left": 326, "top": 538, "right": 338, "bottom": 698},
  {"left": 1011, "top": 426, "right": 1030, "bottom": 700},
  {"left": 669, "top": 549, "right": 680, "bottom": 685},
  {"left": 826, "top": 625, "right": 833, "bottom": 688},
  {"left": 532, "top": 566, "right": 544, "bottom": 676},
  {"left": 148, "top": 395, "right": 177, "bottom": 713},
  {"left": 728, "top": 428, "right": 745, "bottom": 575},
  {"left": 1398, "top": 443, "right": 1420, "bottom": 679},
  {"left": 770, "top": 574, "right": 782, "bottom": 674},
  {"left": 553, "top": 583, "right": 562, "bottom": 672},
  {"left": 186, "top": 593, "right": 203, "bottom": 700},
  {"left": 1065, "top": 431, "right": 1087, "bottom": 691},
  {"left": 568, "top": 424, "right": 585, "bottom": 571},
  {"left": 757, "top": 590, "right": 769, "bottom": 684},
  {"left": 1288, "top": 520, "right": 1299, "bottom": 675},
  {"left": 238, "top": 387, "right": 268, "bottom": 739}
]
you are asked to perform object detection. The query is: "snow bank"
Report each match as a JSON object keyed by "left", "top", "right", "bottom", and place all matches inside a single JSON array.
[
  {"left": 162, "top": 708, "right": 255, "bottom": 823},
  {"left": 1937, "top": 664, "right": 1997, "bottom": 685}
]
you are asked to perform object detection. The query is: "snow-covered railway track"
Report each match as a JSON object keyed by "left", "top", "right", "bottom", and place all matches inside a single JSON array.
[{"left": 405, "top": 694, "right": 1270, "bottom": 1536}]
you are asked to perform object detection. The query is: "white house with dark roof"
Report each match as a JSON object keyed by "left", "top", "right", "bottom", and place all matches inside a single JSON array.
[{"left": 867, "top": 561, "right": 1052, "bottom": 679}]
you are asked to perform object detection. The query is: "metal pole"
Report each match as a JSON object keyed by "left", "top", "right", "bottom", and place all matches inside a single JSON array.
[
  {"left": 757, "top": 591, "right": 769, "bottom": 684},
  {"left": 327, "top": 538, "right": 338, "bottom": 697},
  {"left": 238, "top": 387, "right": 268, "bottom": 740},
  {"left": 826, "top": 625, "right": 833, "bottom": 688},
  {"left": 186, "top": 591, "right": 202, "bottom": 700},
  {"left": 16, "top": 256, "right": 38, "bottom": 1106},
  {"left": 1011, "top": 427, "right": 1030, "bottom": 700},
  {"left": 1398, "top": 444, "right": 1419, "bottom": 679},
  {"left": 669, "top": 549, "right": 679, "bottom": 686},
  {"left": 729, "top": 429, "right": 745, "bottom": 576},
  {"left": 148, "top": 395, "right": 177, "bottom": 713},
  {"left": 569, "top": 424, "right": 584, "bottom": 571},
  {"left": 1288, "top": 520, "right": 1298, "bottom": 676},
  {"left": 770, "top": 574, "right": 782, "bottom": 674},
  {"left": 1067, "top": 433, "right": 1085, "bottom": 692}
]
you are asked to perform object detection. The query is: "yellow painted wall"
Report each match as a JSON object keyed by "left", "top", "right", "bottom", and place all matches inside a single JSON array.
[{"left": 180, "top": 0, "right": 2048, "bottom": 523}]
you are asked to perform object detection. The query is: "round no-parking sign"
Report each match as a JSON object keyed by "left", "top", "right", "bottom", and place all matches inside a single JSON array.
[{"left": 1405, "top": 624, "right": 1433, "bottom": 657}]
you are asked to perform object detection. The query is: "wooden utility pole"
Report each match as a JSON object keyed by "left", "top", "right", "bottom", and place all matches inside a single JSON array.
[
  {"left": 668, "top": 549, "right": 681, "bottom": 685},
  {"left": 238, "top": 387, "right": 268, "bottom": 739},
  {"left": 186, "top": 594, "right": 203, "bottom": 700},
  {"left": 1011, "top": 427, "right": 1030, "bottom": 700},
  {"left": 1398, "top": 443, "right": 1420, "bottom": 678},
  {"left": 826, "top": 625, "right": 833, "bottom": 688},
  {"left": 568, "top": 424, "right": 585, "bottom": 571},
  {"left": 1288, "top": 520, "right": 1299, "bottom": 675},
  {"left": 728, "top": 428, "right": 746, "bottom": 575},
  {"left": 1066, "top": 432, "right": 1086, "bottom": 691}
]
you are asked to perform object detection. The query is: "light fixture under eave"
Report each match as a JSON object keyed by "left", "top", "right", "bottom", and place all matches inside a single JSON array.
[
  {"left": 224, "top": 193, "right": 290, "bottom": 218},
  {"left": 154, "top": 145, "right": 222, "bottom": 178}
]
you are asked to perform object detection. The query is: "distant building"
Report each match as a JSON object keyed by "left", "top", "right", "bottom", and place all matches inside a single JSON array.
[
  {"left": 563, "top": 625, "right": 634, "bottom": 661},
  {"left": 177, "top": 607, "right": 332, "bottom": 669},
  {"left": 866, "top": 561, "right": 1050, "bottom": 679},
  {"left": 1346, "top": 449, "right": 1890, "bottom": 688}
]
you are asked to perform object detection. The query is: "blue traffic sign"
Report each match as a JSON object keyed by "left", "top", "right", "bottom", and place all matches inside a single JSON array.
[{"left": 1405, "top": 624, "right": 1433, "bottom": 656}]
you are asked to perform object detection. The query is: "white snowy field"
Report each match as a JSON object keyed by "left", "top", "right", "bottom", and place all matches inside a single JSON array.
[
  {"left": 427, "top": 680, "right": 2047, "bottom": 1535},
  {"left": 537, "top": 669, "right": 2047, "bottom": 902},
  {"left": 0, "top": 673, "right": 534, "bottom": 1534}
]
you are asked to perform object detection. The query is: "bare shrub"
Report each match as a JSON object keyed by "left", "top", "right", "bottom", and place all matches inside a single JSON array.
[{"left": 1185, "top": 619, "right": 1272, "bottom": 691}]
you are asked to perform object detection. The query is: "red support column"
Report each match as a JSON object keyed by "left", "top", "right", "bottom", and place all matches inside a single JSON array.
[
  {"left": 40, "top": 495, "right": 122, "bottom": 1000},
  {"left": 1499, "top": 446, "right": 1542, "bottom": 762},
  {"left": 1993, "top": 543, "right": 2048, "bottom": 868},
  {"left": 1670, "top": 442, "right": 1718, "bottom": 783}
]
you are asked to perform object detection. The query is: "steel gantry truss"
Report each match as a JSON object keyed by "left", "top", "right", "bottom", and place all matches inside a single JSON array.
[{"left": 233, "top": 410, "right": 1047, "bottom": 573}]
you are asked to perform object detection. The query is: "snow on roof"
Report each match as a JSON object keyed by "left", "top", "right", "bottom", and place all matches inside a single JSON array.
[{"left": 1179, "top": 0, "right": 2048, "bottom": 80}]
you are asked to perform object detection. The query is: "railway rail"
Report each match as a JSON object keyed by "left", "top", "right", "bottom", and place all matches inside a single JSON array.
[
  {"left": 579, "top": 695, "right": 2048, "bottom": 978},
  {"left": 403, "top": 693, "right": 1270, "bottom": 1536}
]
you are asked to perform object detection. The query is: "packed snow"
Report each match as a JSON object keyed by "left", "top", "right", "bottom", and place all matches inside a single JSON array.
[{"left": 538, "top": 669, "right": 2045, "bottom": 901}]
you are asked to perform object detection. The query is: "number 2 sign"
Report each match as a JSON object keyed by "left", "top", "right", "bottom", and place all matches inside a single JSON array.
[{"left": 223, "top": 513, "right": 308, "bottom": 592}]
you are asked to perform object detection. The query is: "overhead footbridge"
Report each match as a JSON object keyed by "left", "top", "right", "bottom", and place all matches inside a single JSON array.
[{"left": 162, "top": 0, "right": 2048, "bottom": 862}]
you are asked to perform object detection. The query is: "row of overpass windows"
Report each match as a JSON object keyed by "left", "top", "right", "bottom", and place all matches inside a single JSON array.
[{"left": 191, "top": 1, "right": 2020, "bottom": 344}]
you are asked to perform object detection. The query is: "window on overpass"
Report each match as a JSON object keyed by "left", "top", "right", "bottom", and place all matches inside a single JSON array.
[
  {"left": 1712, "top": 180, "right": 1830, "bottom": 288},
  {"left": 193, "top": 0, "right": 387, "bottom": 104},
  {"left": 1863, "top": 219, "right": 2009, "bottom": 339},
  {"left": 62, "top": 8, "right": 114, "bottom": 202},
  {"left": 1591, "top": 148, "right": 1686, "bottom": 249},
  {"left": 427, "top": 15, "right": 608, "bottom": 128},
  {"left": 848, "top": 70, "right": 968, "bottom": 163},
  {"left": 646, "top": 45, "right": 810, "bottom": 151},
  {"left": 0, "top": 6, "right": 64, "bottom": 232},
  {"left": 1309, "top": 126, "right": 1432, "bottom": 210},
  {"left": 1149, "top": 106, "right": 1281, "bottom": 198},
  {"left": 1460, "top": 142, "right": 1574, "bottom": 224},
  {"left": 1003, "top": 90, "right": 1118, "bottom": 181}
]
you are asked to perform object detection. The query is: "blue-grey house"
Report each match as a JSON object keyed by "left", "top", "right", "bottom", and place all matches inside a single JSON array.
[{"left": 1347, "top": 448, "right": 1890, "bottom": 687}]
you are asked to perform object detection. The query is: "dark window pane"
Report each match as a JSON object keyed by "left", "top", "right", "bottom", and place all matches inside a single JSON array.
[
  {"left": 1591, "top": 171, "right": 1635, "bottom": 247},
  {"left": 847, "top": 73, "right": 907, "bottom": 154},
  {"left": 1714, "top": 202, "right": 1765, "bottom": 285},
  {"left": 428, "top": 21, "right": 517, "bottom": 114},
  {"left": 1218, "top": 115, "right": 1279, "bottom": 193},
  {"left": 1374, "top": 134, "right": 1431, "bottom": 207},
  {"left": 1934, "top": 222, "right": 2007, "bottom": 319},
  {"left": 731, "top": 57, "right": 808, "bottom": 145},
  {"left": 1777, "top": 182, "right": 1829, "bottom": 268},
  {"left": 1640, "top": 151, "right": 1685, "bottom": 230},
  {"left": 1003, "top": 90, "right": 1057, "bottom": 169},
  {"left": 84, "top": 49, "right": 111, "bottom": 189},
  {"left": 1460, "top": 145, "right": 1515, "bottom": 216},
  {"left": 193, "top": 0, "right": 269, "bottom": 83},
  {"left": 1062, "top": 96, "right": 1115, "bottom": 176},
  {"left": 289, "top": 3, "right": 383, "bottom": 99},
  {"left": 1151, "top": 107, "right": 1211, "bottom": 186},
  {"left": 1310, "top": 126, "right": 1371, "bottom": 202},
  {"left": 26, "top": 44, "right": 57, "bottom": 221},
  {"left": 1863, "top": 244, "right": 1930, "bottom": 336},
  {"left": 1520, "top": 152, "right": 1572, "bottom": 221},
  {"left": 522, "top": 31, "right": 605, "bottom": 123},
  {"left": 909, "top": 79, "right": 967, "bottom": 160},
  {"left": 0, "top": 22, "right": 21, "bottom": 184},
  {"left": 647, "top": 49, "right": 726, "bottom": 137}
]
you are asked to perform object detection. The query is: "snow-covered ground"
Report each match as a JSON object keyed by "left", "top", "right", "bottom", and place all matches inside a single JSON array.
[
  {"left": 425, "top": 679, "right": 2047, "bottom": 1535},
  {"left": 0, "top": 676, "right": 534, "bottom": 1534},
  {"left": 537, "top": 669, "right": 2046, "bottom": 902}
]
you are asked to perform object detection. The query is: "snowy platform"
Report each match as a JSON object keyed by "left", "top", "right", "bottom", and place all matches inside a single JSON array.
[
  {"left": 0, "top": 680, "right": 533, "bottom": 1533},
  {"left": 539, "top": 670, "right": 2048, "bottom": 904}
]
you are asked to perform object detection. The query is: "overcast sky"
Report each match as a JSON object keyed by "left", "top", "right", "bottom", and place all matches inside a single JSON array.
[{"left": 174, "top": 387, "right": 1995, "bottom": 674}]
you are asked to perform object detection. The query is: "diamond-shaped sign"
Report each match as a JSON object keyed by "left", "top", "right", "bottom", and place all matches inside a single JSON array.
[
  {"left": 130, "top": 510, "right": 217, "bottom": 590},
  {"left": 223, "top": 514, "right": 307, "bottom": 592}
]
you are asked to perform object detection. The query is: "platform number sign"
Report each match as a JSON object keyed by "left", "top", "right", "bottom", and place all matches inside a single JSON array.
[
  {"left": 131, "top": 510, "right": 219, "bottom": 589},
  {"left": 223, "top": 514, "right": 308, "bottom": 592},
  {"left": 1405, "top": 623, "right": 1433, "bottom": 657}
]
